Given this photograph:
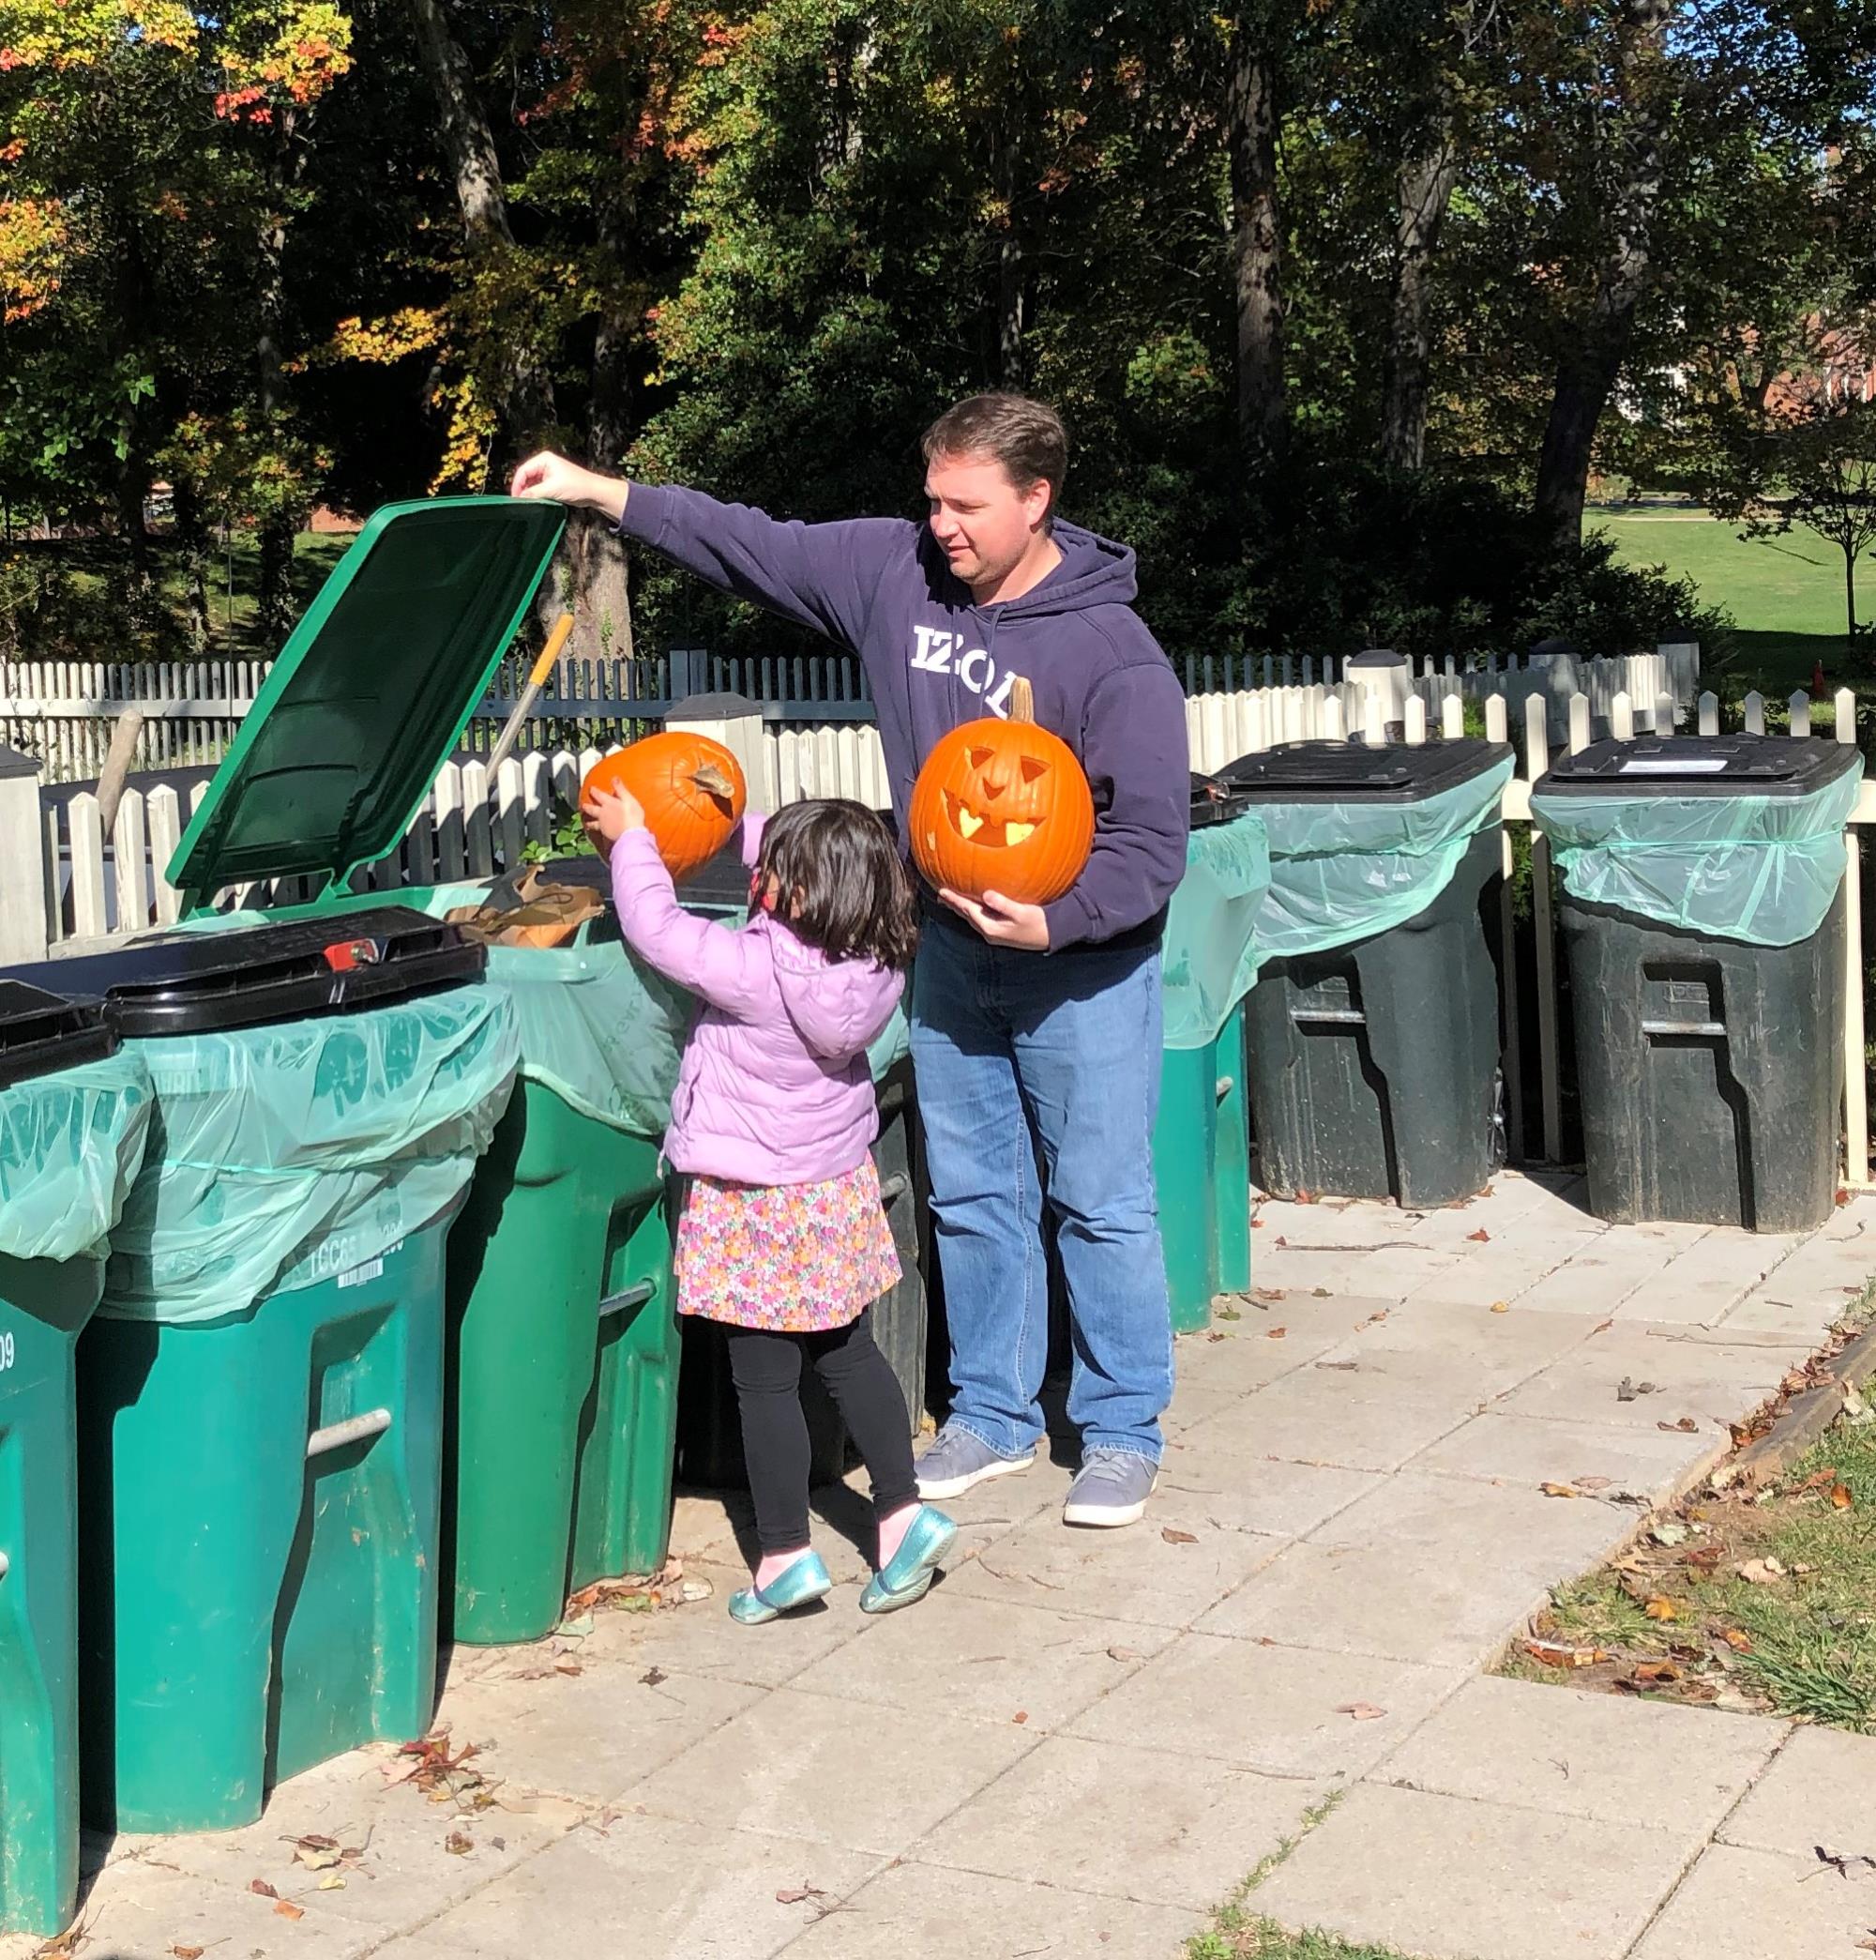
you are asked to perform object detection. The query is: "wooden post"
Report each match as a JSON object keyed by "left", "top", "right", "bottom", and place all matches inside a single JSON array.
[
  {"left": 1611, "top": 691, "right": 1634, "bottom": 742},
  {"left": 1790, "top": 691, "right": 1811, "bottom": 737},
  {"left": 1527, "top": 692, "right": 1561, "bottom": 1162},
  {"left": 1441, "top": 693, "right": 1464, "bottom": 741},
  {"left": 1838, "top": 687, "right": 1867, "bottom": 1187},
  {"left": 0, "top": 744, "right": 48, "bottom": 963},
  {"left": 1486, "top": 694, "right": 1523, "bottom": 1162}
]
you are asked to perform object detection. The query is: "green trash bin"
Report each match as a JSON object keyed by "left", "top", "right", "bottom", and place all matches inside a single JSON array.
[
  {"left": 1531, "top": 732, "right": 1863, "bottom": 1230},
  {"left": 27, "top": 498, "right": 562, "bottom": 1835},
  {"left": 403, "top": 904, "right": 699, "bottom": 1646},
  {"left": 12, "top": 919, "right": 522, "bottom": 1836},
  {"left": 1219, "top": 739, "right": 1515, "bottom": 1208},
  {"left": 0, "top": 984, "right": 150, "bottom": 1935},
  {"left": 1153, "top": 779, "right": 1270, "bottom": 1330}
]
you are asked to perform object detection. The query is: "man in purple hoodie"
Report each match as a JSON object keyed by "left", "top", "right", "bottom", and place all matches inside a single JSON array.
[{"left": 512, "top": 392, "right": 1189, "bottom": 1527}]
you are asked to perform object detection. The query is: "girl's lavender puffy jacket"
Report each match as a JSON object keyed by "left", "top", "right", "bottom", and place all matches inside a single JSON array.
[{"left": 608, "top": 813, "right": 903, "bottom": 1186}]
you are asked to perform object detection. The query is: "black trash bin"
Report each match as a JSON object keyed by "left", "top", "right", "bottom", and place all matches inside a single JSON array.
[
  {"left": 1532, "top": 732, "right": 1862, "bottom": 1231},
  {"left": 1218, "top": 739, "right": 1514, "bottom": 1208}
]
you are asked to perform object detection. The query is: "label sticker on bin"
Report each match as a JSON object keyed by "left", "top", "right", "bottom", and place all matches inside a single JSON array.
[{"left": 1617, "top": 758, "right": 1728, "bottom": 775}]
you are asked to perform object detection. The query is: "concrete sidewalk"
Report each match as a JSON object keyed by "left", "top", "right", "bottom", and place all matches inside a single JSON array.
[{"left": 17, "top": 1174, "right": 1876, "bottom": 1960}]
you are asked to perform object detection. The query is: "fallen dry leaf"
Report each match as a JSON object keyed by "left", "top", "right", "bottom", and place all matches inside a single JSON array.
[
  {"left": 1312, "top": 1286, "right": 1332, "bottom": 1298},
  {"left": 1206, "top": 1329, "right": 1227, "bottom": 1343},
  {"left": 249, "top": 1879, "right": 279, "bottom": 1899},
  {"left": 1719, "top": 1628, "right": 1754, "bottom": 1653},
  {"left": 1539, "top": 1482, "right": 1581, "bottom": 1499},
  {"left": 443, "top": 1832, "right": 474, "bottom": 1857},
  {"left": 1253, "top": 1286, "right": 1288, "bottom": 1303},
  {"left": 1467, "top": 1228, "right": 1490, "bottom": 1243},
  {"left": 776, "top": 1886, "right": 830, "bottom": 1906},
  {"left": 1832, "top": 1482, "right": 1855, "bottom": 1511},
  {"left": 1266, "top": 1326, "right": 1288, "bottom": 1340},
  {"left": 1650, "top": 1520, "right": 1689, "bottom": 1547},
  {"left": 1107, "top": 1645, "right": 1142, "bottom": 1663},
  {"left": 1160, "top": 1527, "right": 1198, "bottom": 1545},
  {"left": 1592, "top": 1318, "right": 1613, "bottom": 1334},
  {"left": 641, "top": 1665, "right": 668, "bottom": 1688},
  {"left": 1574, "top": 1476, "right": 1613, "bottom": 1491},
  {"left": 1366, "top": 1309, "right": 1389, "bottom": 1324},
  {"left": 1633, "top": 1660, "right": 1682, "bottom": 1684},
  {"left": 1334, "top": 1702, "right": 1387, "bottom": 1721},
  {"left": 1490, "top": 1301, "right": 1510, "bottom": 1314},
  {"left": 1658, "top": 1417, "right": 1700, "bottom": 1433},
  {"left": 170, "top": 1948, "right": 204, "bottom": 1959},
  {"left": 273, "top": 1901, "right": 305, "bottom": 1923},
  {"left": 1737, "top": 1557, "right": 1787, "bottom": 1585},
  {"left": 1522, "top": 1639, "right": 1608, "bottom": 1669},
  {"left": 1217, "top": 1302, "right": 1242, "bottom": 1322},
  {"left": 1644, "top": 1595, "right": 1679, "bottom": 1621},
  {"left": 318, "top": 1876, "right": 347, "bottom": 1892}
]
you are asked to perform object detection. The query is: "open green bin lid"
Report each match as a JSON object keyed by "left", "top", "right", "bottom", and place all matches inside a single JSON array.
[{"left": 169, "top": 498, "right": 566, "bottom": 908}]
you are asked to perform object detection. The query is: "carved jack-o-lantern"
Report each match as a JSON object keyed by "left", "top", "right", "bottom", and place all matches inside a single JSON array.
[
  {"left": 582, "top": 731, "right": 747, "bottom": 879},
  {"left": 908, "top": 676, "right": 1095, "bottom": 906}
]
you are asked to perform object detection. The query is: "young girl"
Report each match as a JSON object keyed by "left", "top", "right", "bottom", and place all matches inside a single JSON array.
[{"left": 585, "top": 783, "right": 956, "bottom": 1624}]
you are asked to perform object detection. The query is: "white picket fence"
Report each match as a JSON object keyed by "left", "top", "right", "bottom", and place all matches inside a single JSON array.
[
  {"left": 0, "top": 647, "right": 881, "bottom": 783},
  {"left": 1, "top": 645, "right": 1696, "bottom": 783}
]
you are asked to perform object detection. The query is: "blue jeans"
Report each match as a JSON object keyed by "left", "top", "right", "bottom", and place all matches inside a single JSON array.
[{"left": 910, "top": 914, "right": 1172, "bottom": 1465}]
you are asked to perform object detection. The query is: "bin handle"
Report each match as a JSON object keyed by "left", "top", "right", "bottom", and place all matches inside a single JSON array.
[
  {"left": 1642, "top": 1019, "right": 1726, "bottom": 1039},
  {"left": 1290, "top": 1008, "right": 1365, "bottom": 1027},
  {"left": 598, "top": 1279, "right": 657, "bottom": 1319},
  {"left": 878, "top": 1173, "right": 909, "bottom": 1205},
  {"left": 307, "top": 1407, "right": 392, "bottom": 1460}
]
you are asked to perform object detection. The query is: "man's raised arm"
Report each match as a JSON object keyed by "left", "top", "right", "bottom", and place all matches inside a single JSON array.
[{"left": 510, "top": 452, "right": 908, "bottom": 653}]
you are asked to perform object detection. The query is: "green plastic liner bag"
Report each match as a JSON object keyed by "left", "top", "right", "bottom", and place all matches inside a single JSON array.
[
  {"left": 1160, "top": 815, "right": 1272, "bottom": 1051},
  {"left": 1254, "top": 753, "right": 1514, "bottom": 963},
  {"left": 416, "top": 881, "right": 908, "bottom": 1127},
  {"left": 1530, "top": 759, "right": 1864, "bottom": 948},
  {"left": 100, "top": 985, "right": 520, "bottom": 1326},
  {"left": 0, "top": 1051, "right": 154, "bottom": 1266}
]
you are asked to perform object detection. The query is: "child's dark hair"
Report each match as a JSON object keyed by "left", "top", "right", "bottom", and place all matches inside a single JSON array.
[{"left": 754, "top": 798, "right": 919, "bottom": 970}]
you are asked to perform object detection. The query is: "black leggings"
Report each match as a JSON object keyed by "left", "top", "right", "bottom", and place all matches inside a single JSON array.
[{"left": 725, "top": 1309, "right": 919, "bottom": 1554}]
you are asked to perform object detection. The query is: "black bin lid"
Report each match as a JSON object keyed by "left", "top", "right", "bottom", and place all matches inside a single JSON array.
[
  {"left": 1537, "top": 732, "right": 1862, "bottom": 799},
  {"left": 2, "top": 906, "right": 486, "bottom": 1040},
  {"left": 1218, "top": 739, "right": 1513, "bottom": 804},
  {"left": 1189, "top": 771, "right": 1253, "bottom": 828},
  {"left": 0, "top": 978, "right": 117, "bottom": 1090}
]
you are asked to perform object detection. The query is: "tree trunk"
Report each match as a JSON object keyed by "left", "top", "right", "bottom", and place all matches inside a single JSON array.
[
  {"left": 114, "top": 457, "right": 157, "bottom": 635},
  {"left": 1532, "top": 0, "right": 1677, "bottom": 551},
  {"left": 1379, "top": 128, "right": 1462, "bottom": 472},
  {"left": 559, "top": 179, "right": 638, "bottom": 666},
  {"left": 401, "top": 0, "right": 515, "bottom": 248},
  {"left": 173, "top": 479, "right": 213, "bottom": 652},
  {"left": 401, "top": 0, "right": 555, "bottom": 478},
  {"left": 1226, "top": 18, "right": 1285, "bottom": 466},
  {"left": 255, "top": 192, "right": 299, "bottom": 647},
  {"left": 1847, "top": 542, "right": 1859, "bottom": 646}
]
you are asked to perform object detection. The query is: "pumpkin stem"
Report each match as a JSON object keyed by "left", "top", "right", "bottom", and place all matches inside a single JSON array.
[
  {"left": 1007, "top": 675, "right": 1035, "bottom": 723},
  {"left": 689, "top": 762, "right": 736, "bottom": 798}
]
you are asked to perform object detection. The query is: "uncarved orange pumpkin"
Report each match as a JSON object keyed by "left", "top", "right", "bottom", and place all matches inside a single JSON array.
[
  {"left": 909, "top": 676, "right": 1094, "bottom": 906},
  {"left": 582, "top": 732, "right": 748, "bottom": 879}
]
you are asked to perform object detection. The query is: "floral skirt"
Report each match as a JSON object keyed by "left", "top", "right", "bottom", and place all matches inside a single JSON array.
[{"left": 674, "top": 1159, "right": 902, "bottom": 1333}]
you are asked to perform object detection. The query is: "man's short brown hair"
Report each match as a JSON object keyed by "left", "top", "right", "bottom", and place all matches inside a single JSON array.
[{"left": 921, "top": 393, "right": 1068, "bottom": 517}]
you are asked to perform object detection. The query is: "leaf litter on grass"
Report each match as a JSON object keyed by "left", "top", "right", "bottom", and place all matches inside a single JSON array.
[{"left": 1501, "top": 1412, "right": 1876, "bottom": 1731}]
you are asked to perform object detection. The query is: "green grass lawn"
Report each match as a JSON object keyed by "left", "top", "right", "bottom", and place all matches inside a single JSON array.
[{"left": 1589, "top": 500, "right": 1857, "bottom": 700}]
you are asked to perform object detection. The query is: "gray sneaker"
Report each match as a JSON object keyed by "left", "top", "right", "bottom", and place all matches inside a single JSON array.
[
  {"left": 915, "top": 1427, "right": 1036, "bottom": 1501},
  {"left": 1063, "top": 1449, "right": 1158, "bottom": 1527}
]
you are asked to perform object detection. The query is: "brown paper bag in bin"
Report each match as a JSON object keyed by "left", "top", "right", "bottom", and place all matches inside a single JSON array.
[{"left": 445, "top": 866, "right": 605, "bottom": 950}]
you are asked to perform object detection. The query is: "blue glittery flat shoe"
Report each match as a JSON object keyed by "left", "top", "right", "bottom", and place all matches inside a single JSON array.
[
  {"left": 727, "top": 1550, "right": 832, "bottom": 1626},
  {"left": 859, "top": 1507, "right": 957, "bottom": 1616}
]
